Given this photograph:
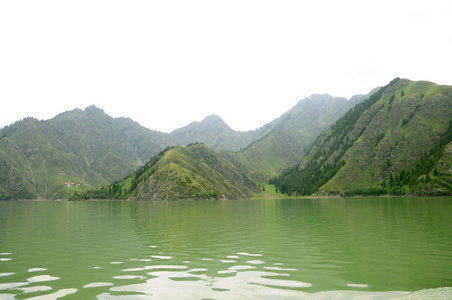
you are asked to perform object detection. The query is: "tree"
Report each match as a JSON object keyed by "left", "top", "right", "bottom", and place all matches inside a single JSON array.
[{"left": 389, "top": 94, "right": 396, "bottom": 104}]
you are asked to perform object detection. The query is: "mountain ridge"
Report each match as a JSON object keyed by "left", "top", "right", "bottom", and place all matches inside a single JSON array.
[
  {"left": 272, "top": 78, "right": 452, "bottom": 196},
  {"left": 3, "top": 78, "right": 449, "bottom": 200},
  {"left": 0, "top": 88, "right": 373, "bottom": 199}
]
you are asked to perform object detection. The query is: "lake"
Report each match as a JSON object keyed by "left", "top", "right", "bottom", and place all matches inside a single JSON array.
[{"left": 1, "top": 197, "right": 452, "bottom": 299}]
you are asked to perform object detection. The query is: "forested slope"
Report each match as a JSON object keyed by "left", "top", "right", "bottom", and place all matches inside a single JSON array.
[{"left": 273, "top": 78, "right": 452, "bottom": 196}]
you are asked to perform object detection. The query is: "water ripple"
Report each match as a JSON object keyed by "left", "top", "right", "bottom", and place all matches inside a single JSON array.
[
  {"left": 237, "top": 252, "right": 263, "bottom": 257},
  {"left": 150, "top": 255, "right": 172, "bottom": 260},
  {"left": 27, "top": 268, "right": 46, "bottom": 273},
  {"left": 25, "top": 288, "right": 77, "bottom": 299},
  {"left": 1, "top": 198, "right": 451, "bottom": 299},
  {"left": 27, "top": 275, "right": 60, "bottom": 283},
  {"left": 17, "top": 286, "right": 53, "bottom": 294},
  {"left": 84, "top": 282, "right": 114, "bottom": 288}
]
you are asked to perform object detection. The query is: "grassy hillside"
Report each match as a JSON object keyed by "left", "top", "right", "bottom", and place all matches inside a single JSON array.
[
  {"left": 221, "top": 131, "right": 304, "bottom": 182},
  {"left": 77, "top": 143, "right": 260, "bottom": 200},
  {"left": 273, "top": 78, "right": 452, "bottom": 196}
]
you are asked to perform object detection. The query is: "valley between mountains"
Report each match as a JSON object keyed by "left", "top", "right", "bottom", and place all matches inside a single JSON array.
[{"left": 1, "top": 78, "right": 451, "bottom": 200}]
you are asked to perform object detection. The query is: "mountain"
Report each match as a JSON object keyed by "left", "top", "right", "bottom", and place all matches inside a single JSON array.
[
  {"left": 76, "top": 143, "right": 260, "bottom": 200},
  {"left": 49, "top": 106, "right": 169, "bottom": 172},
  {"left": 273, "top": 78, "right": 452, "bottom": 196},
  {"left": 70, "top": 92, "right": 376, "bottom": 200},
  {"left": 0, "top": 85, "right": 380, "bottom": 200},
  {"left": 74, "top": 92, "right": 377, "bottom": 200},
  {"left": 222, "top": 91, "right": 376, "bottom": 182},
  {"left": 169, "top": 91, "right": 376, "bottom": 156},
  {"left": 0, "top": 106, "right": 170, "bottom": 199},
  {"left": 169, "top": 115, "right": 254, "bottom": 152},
  {"left": 0, "top": 88, "right": 374, "bottom": 199},
  {"left": 6, "top": 78, "right": 448, "bottom": 200},
  {"left": 256, "top": 93, "right": 362, "bottom": 145}
]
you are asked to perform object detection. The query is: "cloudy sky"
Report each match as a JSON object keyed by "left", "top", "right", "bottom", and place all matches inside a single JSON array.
[{"left": 1, "top": 0, "right": 451, "bottom": 132}]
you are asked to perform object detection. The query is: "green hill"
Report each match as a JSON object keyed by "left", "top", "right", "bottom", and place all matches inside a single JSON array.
[
  {"left": 77, "top": 143, "right": 260, "bottom": 200},
  {"left": 273, "top": 78, "right": 452, "bottom": 196}
]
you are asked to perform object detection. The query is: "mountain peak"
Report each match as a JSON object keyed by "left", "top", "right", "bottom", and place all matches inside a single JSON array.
[
  {"left": 200, "top": 114, "right": 227, "bottom": 126},
  {"left": 204, "top": 114, "right": 222, "bottom": 120},
  {"left": 171, "top": 114, "right": 231, "bottom": 134},
  {"left": 84, "top": 105, "right": 106, "bottom": 115}
]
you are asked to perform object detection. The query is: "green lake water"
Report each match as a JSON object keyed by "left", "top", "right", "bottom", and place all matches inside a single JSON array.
[{"left": 1, "top": 197, "right": 452, "bottom": 299}]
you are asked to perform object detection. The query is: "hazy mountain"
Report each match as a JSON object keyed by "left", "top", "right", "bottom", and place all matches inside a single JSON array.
[
  {"left": 168, "top": 91, "right": 376, "bottom": 155},
  {"left": 170, "top": 115, "right": 254, "bottom": 152},
  {"left": 223, "top": 91, "right": 376, "bottom": 182},
  {"left": 273, "top": 78, "right": 452, "bottom": 196}
]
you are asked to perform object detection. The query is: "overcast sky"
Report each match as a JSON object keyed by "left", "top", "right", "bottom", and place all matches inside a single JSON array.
[{"left": 1, "top": 0, "right": 451, "bottom": 133}]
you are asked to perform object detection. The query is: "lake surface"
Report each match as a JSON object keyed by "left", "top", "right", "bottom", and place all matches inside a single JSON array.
[{"left": 1, "top": 197, "right": 452, "bottom": 299}]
